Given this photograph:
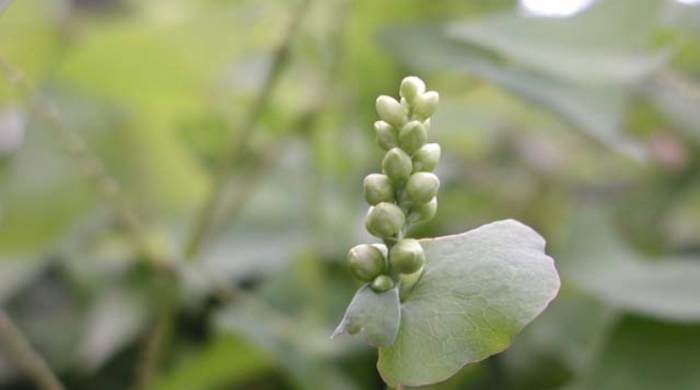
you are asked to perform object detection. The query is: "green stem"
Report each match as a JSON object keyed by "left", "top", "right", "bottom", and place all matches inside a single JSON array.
[
  {"left": 0, "top": 310, "right": 65, "bottom": 390},
  {"left": 184, "top": 0, "right": 313, "bottom": 260}
]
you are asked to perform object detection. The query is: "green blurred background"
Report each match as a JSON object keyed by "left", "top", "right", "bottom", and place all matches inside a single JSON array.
[{"left": 2, "top": 0, "right": 700, "bottom": 389}]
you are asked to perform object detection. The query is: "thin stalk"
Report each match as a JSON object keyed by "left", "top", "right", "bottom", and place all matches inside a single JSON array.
[
  {"left": 0, "top": 310, "right": 65, "bottom": 390},
  {"left": 184, "top": 0, "right": 313, "bottom": 260}
]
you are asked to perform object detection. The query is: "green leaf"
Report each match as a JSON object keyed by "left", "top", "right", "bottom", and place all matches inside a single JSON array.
[
  {"left": 378, "top": 220, "right": 560, "bottom": 387},
  {"left": 332, "top": 285, "right": 401, "bottom": 347},
  {"left": 572, "top": 316, "right": 700, "bottom": 390},
  {"left": 562, "top": 209, "right": 700, "bottom": 321},
  {"left": 378, "top": 24, "right": 645, "bottom": 160},
  {"left": 646, "top": 71, "right": 700, "bottom": 145},
  {"left": 146, "top": 334, "right": 272, "bottom": 390},
  {"left": 447, "top": 0, "right": 669, "bottom": 85}
]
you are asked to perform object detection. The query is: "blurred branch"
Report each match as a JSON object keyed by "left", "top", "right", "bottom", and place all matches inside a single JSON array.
[
  {"left": 184, "top": 0, "right": 313, "bottom": 260},
  {"left": 0, "top": 54, "right": 149, "bottom": 255},
  {"left": 0, "top": 310, "right": 65, "bottom": 390}
]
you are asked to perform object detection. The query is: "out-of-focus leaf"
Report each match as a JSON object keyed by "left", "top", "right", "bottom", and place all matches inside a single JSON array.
[
  {"left": 647, "top": 70, "right": 700, "bottom": 145},
  {"left": 75, "top": 288, "right": 148, "bottom": 371},
  {"left": 378, "top": 24, "right": 645, "bottom": 160},
  {"left": 572, "top": 316, "right": 700, "bottom": 390},
  {"left": 562, "top": 209, "right": 700, "bottom": 322},
  {"left": 447, "top": 0, "right": 669, "bottom": 85},
  {"left": 332, "top": 285, "right": 400, "bottom": 347},
  {"left": 0, "top": 0, "right": 12, "bottom": 17},
  {"left": 214, "top": 300, "right": 363, "bottom": 390},
  {"left": 377, "top": 220, "right": 560, "bottom": 387},
  {"left": 0, "top": 259, "right": 45, "bottom": 304},
  {"left": 146, "top": 334, "right": 272, "bottom": 390}
]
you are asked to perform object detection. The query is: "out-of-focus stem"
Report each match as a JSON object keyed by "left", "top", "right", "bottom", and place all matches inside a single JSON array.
[
  {"left": 184, "top": 0, "right": 313, "bottom": 260},
  {"left": 0, "top": 310, "right": 65, "bottom": 390}
]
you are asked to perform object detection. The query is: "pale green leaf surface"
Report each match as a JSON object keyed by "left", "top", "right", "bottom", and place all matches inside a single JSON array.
[
  {"left": 562, "top": 210, "right": 700, "bottom": 321},
  {"left": 332, "top": 285, "right": 401, "bottom": 347},
  {"left": 447, "top": 0, "right": 669, "bottom": 84},
  {"left": 378, "top": 219, "right": 560, "bottom": 387},
  {"left": 378, "top": 25, "right": 645, "bottom": 160}
]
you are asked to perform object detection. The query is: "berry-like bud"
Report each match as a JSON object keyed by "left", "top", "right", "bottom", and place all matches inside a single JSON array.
[
  {"left": 382, "top": 148, "right": 412, "bottom": 183},
  {"left": 400, "top": 76, "right": 426, "bottom": 103},
  {"left": 408, "top": 197, "right": 437, "bottom": 223},
  {"left": 399, "top": 265, "right": 424, "bottom": 298},
  {"left": 347, "top": 244, "right": 387, "bottom": 282},
  {"left": 389, "top": 239, "right": 426, "bottom": 274},
  {"left": 412, "top": 143, "right": 441, "bottom": 172},
  {"left": 376, "top": 95, "right": 407, "bottom": 129},
  {"left": 371, "top": 274, "right": 395, "bottom": 292},
  {"left": 405, "top": 172, "right": 440, "bottom": 204},
  {"left": 371, "top": 243, "right": 388, "bottom": 258},
  {"left": 374, "top": 121, "right": 398, "bottom": 150},
  {"left": 365, "top": 202, "right": 405, "bottom": 238},
  {"left": 363, "top": 174, "right": 395, "bottom": 205},
  {"left": 398, "top": 121, "right": 428, "bottom": 155},
  {"left": 413, "top": 91, "right": 439, "bottom": 121}
]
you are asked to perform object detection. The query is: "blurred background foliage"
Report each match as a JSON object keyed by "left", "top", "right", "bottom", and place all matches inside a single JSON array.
[{"left": 1, "top": 0, "right": 700, "bottom": 389}]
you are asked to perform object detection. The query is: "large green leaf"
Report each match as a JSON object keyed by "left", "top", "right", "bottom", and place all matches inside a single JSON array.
[
  {"left": 371, "top": 220, "right": 559, "bottom": 387},
  {"left": 447, "top": 0, "right": 668, "bottom": 85},
  {"left": 562, "top": 210, "right": 700, "bottom": 322},
  {"left": 378, "top": 25, "right": 645, "bottom": 160},
  {"left": 332, "top": 285, "right": 401, "bottom": 347}
]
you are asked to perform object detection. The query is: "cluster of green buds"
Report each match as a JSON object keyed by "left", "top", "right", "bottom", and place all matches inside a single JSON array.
[{"left": 347, "top": 76, "right": 441, "bottom": 293}]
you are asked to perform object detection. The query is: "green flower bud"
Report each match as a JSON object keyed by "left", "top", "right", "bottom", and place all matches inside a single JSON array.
[
  {"left": 382, "top": 148, "right": 412, "bottom": 183},
  {"left": 413, "top": 91, "right": 439, "bottom": 121},
  {"left": 389, "top": 238, "right": 425, "bottom": 274},
  {"left": 408, "top": 197, "right": 437, "bottom": 223},
  {"left": 371, "top": 274, "right": 395, "bottom": 292},
  {"left": 371, "top": 243, "right": 388, "bottom": 258},
  {"left": 363, "top": 174, "right": 395, "bottom": 205},
  {"left": 405, "top": 172, "right": 440, "bottom": 204},
  {"left": 347, "top": 244, "right": 387, "bottom": 282},
  {"left": 399, "top": 265, "right": 424, "bottom": 299},
  {"left": 400, "top": 76, "right": 426, "bottom": 103},
  {"left": 365, "top": 202, "right": 405, "bottom": 238},
  {"left": 412, "top": 143, "right": 441, "bottom": 172},
  {"left": 374, "top": 121, "right": 398, "bottom": 151},
  {"left": 398, "top": 121, "right": 428, "bottom": 155},
  {"left": 376, "top": 95, "right": 407, "bottom": 129}
]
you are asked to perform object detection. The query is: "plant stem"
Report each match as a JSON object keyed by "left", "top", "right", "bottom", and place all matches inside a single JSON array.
[
  {"left": 184, "top": 0, "right": 313, "bottom": 260},
  {"left": 0, "top": 310, "right": 65, "bottom": 390},
  {"left": 0, "top": 54, "right": 148, "bottom": 254}
]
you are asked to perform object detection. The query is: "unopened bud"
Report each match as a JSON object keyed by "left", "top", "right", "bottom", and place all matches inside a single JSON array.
[
  {"left": 376, "top": 95, "right": 407, "bottom": 129},
  {"left": 347, "top": 244, "right": 387, "bottom": 282},
  {"left": 412, "top": 143, "right": 441, "bottom": 172},
  {"left": 413, "top": 91, "right": 439, "bottom": 121},
  {"left": 363, "top": 174, "right": 395, "bottom": 205},
  {"left": 398, "top": 121, "right": 428, "bottom": 155},
  {"left": 408, "top": 197, "right": 437, "bottom": 223},
  {"left": 405, "top": 172, "right": 440, "bottom": 204},
  {"left": 400, "top": 76, "right": 426, "bottom": 103},
  {"left": 371, "top": 274, "right": 395, "bottom": 292},
  {"left": 374, "top": 121, "right": 398, "bottom": 151},
  {"left": 382, "top": 148, "right": 412, "bottom": 183},
  {"left": 389, "top": 239, "right": 425, "bottom": 274},
  {"left": 365, "top": 202, "right": 405, "bottom": 238}
]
